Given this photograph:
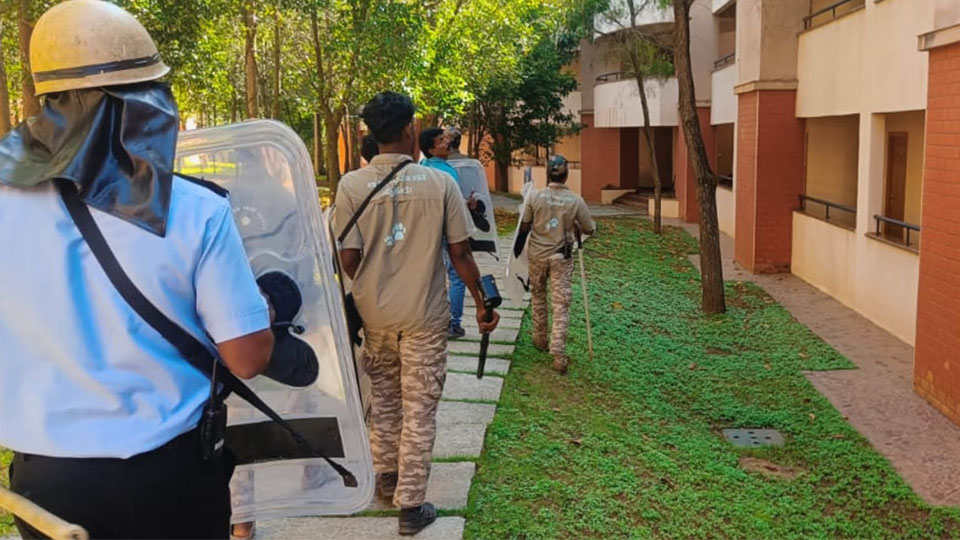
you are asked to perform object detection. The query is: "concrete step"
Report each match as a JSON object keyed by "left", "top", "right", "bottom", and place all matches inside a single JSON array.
[
  {"left": 448, "top": 340, "right": 514, "bottom": 357},
  {"left": 433, "top": 425, "right": 486, "bottom": 459},
  {"left": 367, "top": 462, "right": 475, "bottom": 512},
  {"left": 256, "top": 517, "right": 465, "bottom": 540},
  {"left": 458, "top": 325, "right": 520, "bottom": 343},
  {"left": 442, "top": 373, "right": 504, "bottom": 402},
  {"left": 437, "top": 400, "right": 497, "bottom": 427}
]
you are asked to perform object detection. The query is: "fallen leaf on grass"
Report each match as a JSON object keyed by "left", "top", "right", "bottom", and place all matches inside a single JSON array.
[
  {"left": 688, "top": 363, "right": 698, "bottom": 371},
  {"left": 612, "top": 302, "right": 623, "bottom": 310},
  {"left": 569, "top": 439, "right": 583, "bottom": 447},
  {"left": 763, "top": 362, "right": 772, "bottom": 370},
  {"left": 831, "top": 433, "right": 846, "bottom": 440},
  {"left": 809, "top": 413, "right": 817, "bottom": 422}
]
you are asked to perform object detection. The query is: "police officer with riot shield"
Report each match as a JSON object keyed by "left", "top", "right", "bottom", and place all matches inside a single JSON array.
[
  {"left": 334, "top": 92, "right": 500, "bottom": 536},
  {"left": 0, "top": 1, "right": 274, "bottom": 538}
]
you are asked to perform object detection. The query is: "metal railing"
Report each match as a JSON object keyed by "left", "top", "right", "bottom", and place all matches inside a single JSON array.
[
  {"left": 803, "top": 0, "right": 865, "bottom": 30},
  {"left": 799, "top": 194, "right": 857, "bottom": 223},
  {"left": 714, "top": 53, "right": 736, "bottom": 70},
  {"left": 595, "top": 71, "right": 629, "bottom": 84},
  {"left": 873, "top": 215, "right": 921, "bottom": 249}
]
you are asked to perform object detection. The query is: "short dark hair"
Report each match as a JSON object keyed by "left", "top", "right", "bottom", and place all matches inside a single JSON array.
[
  {"left": 361, "top": 92, "right": 415, "bottom": 144},
  {"left": 419, "top": 128, "right": 445, "bottom": 159},
  {"left": 361, "top": 135, "right": 379, "bottom": 163}
]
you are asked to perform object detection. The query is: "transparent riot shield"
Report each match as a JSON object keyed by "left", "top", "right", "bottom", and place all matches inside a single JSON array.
[
  {"left": 175, "top": 120, "right": 373, "bottom": 521},
  {"left": 448, "top": 158, "right": 499, "bottom": 260},
  {"left": 504, "top": 180, "right": 535, "bottom": 304}
]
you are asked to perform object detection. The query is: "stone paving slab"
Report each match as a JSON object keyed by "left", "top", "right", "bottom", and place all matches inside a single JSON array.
[
  {"left": 460, "top": 325, "right": 520, "bottom": 343},
  {"left": 433, "top": 424, "right": 486, "bottom": 459},
  {"left": 447, "top": 356, "right": 510, "bottom": 375},
  {"left": 448, "top": 340, "right": 514, "bottom": 357},
  {"left": 442, "top": 373, "right": 504, "bottom": 402},
  {"left": 463, "top": 316, "right": 522, "bottom": 329},
  {"left": 437, "top": 400, "right": 498, "bottom": 427},
  {"left": 257, "top": 517, "right": 465, "bottom": 540},
  {"left": 367, "top": 462, "right": 475, "bottom": 512}
]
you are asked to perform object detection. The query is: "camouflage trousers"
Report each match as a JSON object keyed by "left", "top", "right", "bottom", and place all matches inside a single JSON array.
[
  {"left": 364, "top": 328, "right": 447, "bottom": 508},
  {"left": 529, "top": 254, "right": 574, "bottom": 357}
]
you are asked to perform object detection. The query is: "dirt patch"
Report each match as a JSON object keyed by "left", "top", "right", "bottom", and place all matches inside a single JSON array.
[{"left": 739, "top": 457, "right": 804, "bottom": 480}]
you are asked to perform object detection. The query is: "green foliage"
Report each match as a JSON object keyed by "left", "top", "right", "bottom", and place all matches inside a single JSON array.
[
  {"left": 0, "top": 447, "right": 12, "bottom": 536},
  {"left": 465, "top": 218, "right": 960, "bottom": 539}
]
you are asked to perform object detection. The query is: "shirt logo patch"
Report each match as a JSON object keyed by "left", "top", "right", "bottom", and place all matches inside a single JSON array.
[
  {"left": 384, "top": 222, "right": 407, "bottom": 247},
  {"left": 547, "top": 217, "right": 559, "bottom": 230}
]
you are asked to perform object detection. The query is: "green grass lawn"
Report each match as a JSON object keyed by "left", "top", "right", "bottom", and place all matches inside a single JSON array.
[
  {"left": 1, "top": 448, "right": 12, "bottom": 535},
  {"left": 465, "top": 217, "right": 960, "bottom": 539}
]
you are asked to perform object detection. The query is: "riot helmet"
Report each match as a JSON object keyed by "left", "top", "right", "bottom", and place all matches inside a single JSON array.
[{"left": 30, "top": 0, "right": 170, "bottom": 95}]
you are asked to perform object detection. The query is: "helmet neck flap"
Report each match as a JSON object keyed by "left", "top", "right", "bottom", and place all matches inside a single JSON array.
[{"left": 0, "top": 83, "right": 179, "bottom": 237}]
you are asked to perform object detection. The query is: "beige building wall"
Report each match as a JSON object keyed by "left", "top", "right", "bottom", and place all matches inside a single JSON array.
[
  {"left": 884, "top": 111, "right": 926, "bottom": 226},
  {"left": 797, "top": 0, "right": 933, "bottom": 117},
  {"left": 717, "top": 186, "right": 736, "bottom": 237},
  {"left": 792, "top": 211, "right": 919, "bottom": 344},
  {"left": 804, "top": 115, "right": 860, "bottom": 222},
  {"left": 736, "top": 0, "right": 808, "bottom": 86}
]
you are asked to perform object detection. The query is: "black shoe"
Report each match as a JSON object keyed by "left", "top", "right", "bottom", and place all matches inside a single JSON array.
[
  {"left": 399, "top": 502, "right": 437, "bottom": 536},
  {"left": 447, "top": 324, "right": 466, "bottom": 340},
  {"left": 375, "top": 472, "right": 398, "bottom": 502}
]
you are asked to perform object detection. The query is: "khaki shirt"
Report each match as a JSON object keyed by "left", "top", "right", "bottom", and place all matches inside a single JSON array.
[
  {"left": 334, "top": 154, "right": 474, "bottom": 332},
  {"left": 521, "top": 183, "right": 596, "bottom": 261}
]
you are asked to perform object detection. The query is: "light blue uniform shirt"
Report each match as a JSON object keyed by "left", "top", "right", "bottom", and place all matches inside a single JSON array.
[
  {"left": 421, "top": 157, "right": 459, "bottom": 185},
  {"left": 0, "top": 177, "right": 270, "bottom": 459}
]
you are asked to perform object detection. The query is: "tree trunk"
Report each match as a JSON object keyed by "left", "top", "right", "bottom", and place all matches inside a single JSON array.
[
  {"left": 0, "top": 20, "right": 12, "bottom": 135},
  {"left": 323, "top": 113, "right": 342, "bottom": 192},
  {"left": 495, "top": 159, "right": 509, "bottom": 193},
  {"left": 632, "top": 68, "right": 662, "bottom": 234},
  {"left": 242, "top": 1, "right": 259, "bottom": 119},
  {"left": 674, "top": 0, "right": 725, "bottom": 314},
  {"left": 17, "top": 0, "right": 39, "bottom": 118},
  {"left": 271, "top": 10, "right": 281, "bottom": 119}
]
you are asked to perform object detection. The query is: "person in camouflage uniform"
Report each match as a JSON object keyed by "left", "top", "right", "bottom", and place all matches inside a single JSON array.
[
  {"left": 517, "top": 155, "right": 596, "bottom": 373},
  {"left": 334, "top": 92, "right": 499, "bottom": 536}
]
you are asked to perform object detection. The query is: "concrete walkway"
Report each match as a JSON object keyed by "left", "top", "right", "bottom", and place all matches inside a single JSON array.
[
  {"left": 258, "top": 240, "right": 525, "bottom": 539},
  {"left": 680, "top": 219, "right": 960, "bottom": 507}
]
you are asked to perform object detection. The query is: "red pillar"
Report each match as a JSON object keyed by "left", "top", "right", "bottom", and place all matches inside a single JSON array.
[
  {"left": 734, "top": 90, "right": 805, "bottom": 273},
  {"left": 581, "top": 112, "right": 622, "bottom": 203},
  {"left": 674, "top": 107, "right": 716, "bottom": 223},
  {"left": 915, "top": 42, "right": 960, "bottom": 427}
]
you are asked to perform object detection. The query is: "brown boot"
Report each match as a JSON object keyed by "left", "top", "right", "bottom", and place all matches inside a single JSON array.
[
  {"left": 533, "top": 335, "right": 549, "bottom": 352},
  {"left": 551, "top": 355, "right": 569, "bottom": 374}
]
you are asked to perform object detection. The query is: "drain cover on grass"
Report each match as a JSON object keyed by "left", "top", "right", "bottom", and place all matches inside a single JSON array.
[{"left": 722, "top": 428, "right": 785, "bottom": 448}]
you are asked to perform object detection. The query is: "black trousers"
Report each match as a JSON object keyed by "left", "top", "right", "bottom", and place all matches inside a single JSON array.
[{"left": 9, "top": 427, "right": 235, "bottom": 540}]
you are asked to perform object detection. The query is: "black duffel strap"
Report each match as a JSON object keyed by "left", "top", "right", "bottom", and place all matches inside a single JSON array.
[
  {"left": 337, "top": 160, "right": 410, "bottom": 245},
  {"left": 56, "top": 179, "right": 357, "bottom": 487}
]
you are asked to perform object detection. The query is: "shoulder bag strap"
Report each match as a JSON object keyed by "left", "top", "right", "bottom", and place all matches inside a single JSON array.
[
  {"left": 337, "top": 160, "right": 410, "bottom": 245},
  {"left": 56, "top": 179, "right": 356, "bottom": 487}
]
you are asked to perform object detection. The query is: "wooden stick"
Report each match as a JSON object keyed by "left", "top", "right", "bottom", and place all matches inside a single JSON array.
[{"left": 0, "top": 486, "right": 88, "bottom": 540}]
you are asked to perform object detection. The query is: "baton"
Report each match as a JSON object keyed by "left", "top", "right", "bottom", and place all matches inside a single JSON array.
[
  {"left": 476, "top": 274, "right": 503, "bottom": 379},
  {"left": 576, "top": 228, "right": 594, "bottom": 362},
  {"left": 0, "top": 486, "right": 88, "bottom": 540}
]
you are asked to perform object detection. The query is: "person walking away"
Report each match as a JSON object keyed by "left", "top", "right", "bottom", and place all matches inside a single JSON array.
[
  {"left": 419, "top": 127, "right": 468, "bottom": 339},
  {"left": 334, "top": 92, "right": 499, "bottom": 536},
  {"left": 516, "top": 155, "right": 595, "bottom": 374},
  {"left": 0, "top": 1, "right": 274, "bottom": 538}
]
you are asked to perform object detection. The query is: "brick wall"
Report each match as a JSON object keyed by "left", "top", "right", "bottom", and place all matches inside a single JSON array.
[
  {"left": 674, "top": 107, "right": 716, "bottom": 223},
  {"left": 581, "top": 112, "right": 623, "bottom": 202},
  {"left": 734, "top": 90, "right": 805, "bottom": 273},
  {"left": 915, "top": 42, "right": 960, "bottom": 426}
]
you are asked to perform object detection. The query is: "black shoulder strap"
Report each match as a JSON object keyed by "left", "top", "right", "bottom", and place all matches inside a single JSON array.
[
  {"left": 174, "top": 173, "right": 230, "bottom": 198},
  {"left": 337, "top": 160, "right": 410, "bottom": 245},
  {"left": 56, "top": 179, "right": 356, "bottom": 487}
]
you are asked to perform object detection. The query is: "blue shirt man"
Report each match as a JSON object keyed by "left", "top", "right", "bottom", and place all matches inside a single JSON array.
[{"left": 419, "top": 127, "right": 467, "bottom": 338}]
